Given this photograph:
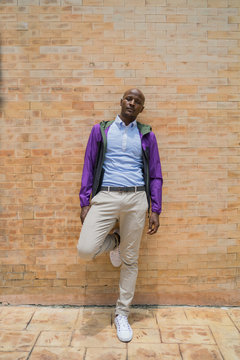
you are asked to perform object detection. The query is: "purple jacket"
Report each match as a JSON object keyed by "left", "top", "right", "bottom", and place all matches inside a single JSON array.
[{"left": 80, "top": 120, "right": 163, "bottom": 214}]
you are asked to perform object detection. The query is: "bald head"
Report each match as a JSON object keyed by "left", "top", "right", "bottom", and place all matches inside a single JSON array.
[
  {"left": 122, "top": 88, "right": 145, "bottom": 105},
  {"left": 119, "top": 88, "right": 145, "bottom": 125}
]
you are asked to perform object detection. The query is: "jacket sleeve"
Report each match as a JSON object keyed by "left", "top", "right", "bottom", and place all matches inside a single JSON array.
[
  {"left": 79, "top": 124, "right": 101, "bottom": 207},
  {"left": 149, "top": 132, "right": 163, "bottom": 214}
]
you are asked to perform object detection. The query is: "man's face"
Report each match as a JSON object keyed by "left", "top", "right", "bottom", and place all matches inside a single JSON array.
[{"left": 119, "top": 89, "right": 145, "bottom": 124}]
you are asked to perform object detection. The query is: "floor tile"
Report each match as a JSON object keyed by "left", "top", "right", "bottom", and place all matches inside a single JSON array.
[
  {"left": 155, "top": 307, "right": 189, "bottom": 325},
  {"left": 128, "top": 309, "right": 158, "bottom": 329},
  {"left": 130, "top": 328, "right": 161, "bottom": 343},
  {"left": 0, "top": 306, "right": 36, "bottom": 330},
  {"left": 234, "top": 322, "right": 240, "bottom": 331},
  {"left": 29, "top": 346, "right": 85, "bottom": 360},
  {"left": 0, "top": 353, "right": 29, "bottom": 360},
  {"left": 161, "top": 325, "right": 215, "bottom": 344},
  {"left": 227, "top": 308, "right": 240, "bottom": 323},
  {"left": 36, "top": 331, "right": 72, "bottom": 347},
  {"left": 185, "top": 307, "right": 233, "bottom": 326},
  {"left": 0, "top": 331, "right": 38, "bottom": 352},
  {"left": 0, "top": 305, "right": 239, "bottom": 360},
  {"left": 28, "top": 308, "right": 79, "bottom": 331},
  {"left": 210, "top": 325, "right": 240, "bottom": 360},
  {"left": 71, "top": 328, "right": 125, "bottom": 348},
  {"left": 180, "top": 344, "right": 223, "bottom": 360},
  {"left": 128, "top": 343, "right": 181, "bottom": 360},
  {"left": 74, "top": 307, "right": 112, "bottom": 330},
  {"left": 85, "top": 347, "right": 127, "bottom": 360}
]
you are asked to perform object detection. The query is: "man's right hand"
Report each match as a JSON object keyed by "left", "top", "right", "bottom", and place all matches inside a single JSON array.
[{"left": 80, "top": 205, "right": 90, "bottom": 224}]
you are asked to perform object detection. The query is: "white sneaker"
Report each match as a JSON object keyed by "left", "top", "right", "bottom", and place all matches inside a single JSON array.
[
  {"left": 110, "top": 230, "right": 122, "bottom": 267},
  {"left": 110, "top": 246, "right": 121, "bottom": 267},
  {"left": 114, "top": 314, "right": 133, "bottom": 342}
]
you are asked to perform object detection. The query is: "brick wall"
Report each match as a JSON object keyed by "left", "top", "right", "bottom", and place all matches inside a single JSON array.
[{"left": 0, "top": 0, "right": 239, "bottom": 306}]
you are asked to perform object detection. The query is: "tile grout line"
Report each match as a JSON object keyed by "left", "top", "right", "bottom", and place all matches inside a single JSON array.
[
  {"left": 207, "top": 324, "right": 225, "bottom": 360},
  {"left": 178, "top": 344, "right": 184, "bottom": 360},
  {"left": 155, "top": 311, "right": 163, "bottom": 343},
  {"left": 25, "top": 309, "right": 36, "bottom": 330},
  {"left": 183, "top": 308, "right": 188, "bottom": 322},
  {"left": 69, "top": 329, "right": 75, "bottom": 348},
  {"left": 73, "top": 308, "right": 81, "bottom": 329},
  {"left": 26, "top": 331, "right": 41, "bottom": 360},
  {"left": 83, "top": 346, "right": 87, "bottom": 360},
  {"left": 24, "top": 308, "right": 39, "bottom": 360},
  {"left": 225, "top": 309, "right": 240, "bottom": 335}
]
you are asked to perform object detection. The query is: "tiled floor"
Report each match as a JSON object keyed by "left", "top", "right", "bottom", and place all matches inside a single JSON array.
[{"left": 0, "top": 305, "right": 239, "bottom": 359}]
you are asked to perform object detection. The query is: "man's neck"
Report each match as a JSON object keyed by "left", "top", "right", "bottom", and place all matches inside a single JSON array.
[{"left": 119, "top": 114, "right": 136, "bottom": 126}]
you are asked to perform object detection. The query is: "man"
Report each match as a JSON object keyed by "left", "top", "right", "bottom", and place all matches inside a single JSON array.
[{"left": 77, "top": 88, "right": 163, "bottom": 342}]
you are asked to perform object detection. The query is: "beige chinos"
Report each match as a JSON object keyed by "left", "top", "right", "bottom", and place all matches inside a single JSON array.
[{"left": 77, "top": 190, "right": 148, "bottom": 316}]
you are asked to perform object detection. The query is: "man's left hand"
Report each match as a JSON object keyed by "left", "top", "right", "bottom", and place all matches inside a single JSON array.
[{"left": 147, "top": 212, "right": 160, "bottom": 235}]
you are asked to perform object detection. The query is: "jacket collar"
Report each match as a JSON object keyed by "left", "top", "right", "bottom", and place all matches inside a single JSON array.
[{"left": 100, "top": 118, "right": 151, "bottom": 135}]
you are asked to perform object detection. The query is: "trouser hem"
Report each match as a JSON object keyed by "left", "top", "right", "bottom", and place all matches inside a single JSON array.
[{"left": 115, "top": 309, "right": 129, "bottom": 317}]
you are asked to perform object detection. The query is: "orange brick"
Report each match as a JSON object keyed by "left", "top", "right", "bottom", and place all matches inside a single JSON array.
[
  {"left": 167, "top": 15, "right": 187, "bottom": 23},
  {"left": 177, "top": 86, "right": 198, "bottom": 94},
  {"left": 72, "top": 101, "right": 94, "bottom": 110},
  {"left": 208, "top": 0, "right": 228, "bottom": 7}
]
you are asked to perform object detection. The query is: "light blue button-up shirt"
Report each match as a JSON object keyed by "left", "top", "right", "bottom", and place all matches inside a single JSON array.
[{"left": 102, "top": 115, "right": 145, "bottom": 187}]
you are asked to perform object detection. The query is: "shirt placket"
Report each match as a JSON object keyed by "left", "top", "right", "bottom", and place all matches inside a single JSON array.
[{"left": 122, "top": 125, "right": 128, "bottom": 151}]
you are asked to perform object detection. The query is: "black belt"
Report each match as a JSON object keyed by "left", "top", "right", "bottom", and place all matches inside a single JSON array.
[{"left": 100, "top": 186, "right": 145, "bottom": 192}]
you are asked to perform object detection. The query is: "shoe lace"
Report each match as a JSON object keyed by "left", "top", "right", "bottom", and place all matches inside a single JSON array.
[
  {"left": 116, "top": 315, "right": 130, "bottom": 330},
  {"left": 112, "top": 246, "right": 120, "bottom": 257}
]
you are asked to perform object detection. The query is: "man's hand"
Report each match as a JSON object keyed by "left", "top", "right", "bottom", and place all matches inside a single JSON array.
[
  {"left": 147, "top": 212, "right": 160, "bottom": 235},
  {"left": 80, "top": 205, "right": 90, "bottom": 224}
]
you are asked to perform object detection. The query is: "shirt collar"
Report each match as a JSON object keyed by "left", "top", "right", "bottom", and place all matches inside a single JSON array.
[{"left": 115, "top": 115, "right": 137, "bottom": 129}]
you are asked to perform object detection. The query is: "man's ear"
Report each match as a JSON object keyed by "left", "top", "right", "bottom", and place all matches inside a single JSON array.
[
  {"left": 120, "top": 98, "right": 123, "bottom": 106},
  {"left": 140, "top": 106, "right": 144, "bottom": 113}
]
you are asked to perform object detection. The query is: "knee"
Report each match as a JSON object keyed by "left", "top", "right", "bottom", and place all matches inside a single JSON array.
[
  {"left": 121, "top": 254, "right": 138, "bottom": 267},
  {"left": 77, "top": 244, "right": 95, "bottom": 261}
]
